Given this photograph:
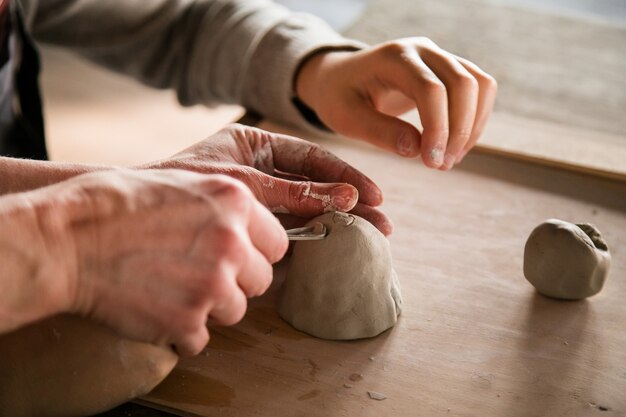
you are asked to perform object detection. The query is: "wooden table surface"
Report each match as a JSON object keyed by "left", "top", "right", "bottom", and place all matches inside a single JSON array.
[
  {"left": 139, "top": 123, "right": 626, "bottom": 417},
  {"left": 35, "top": 6, "right": 625, "bottom": 415}
]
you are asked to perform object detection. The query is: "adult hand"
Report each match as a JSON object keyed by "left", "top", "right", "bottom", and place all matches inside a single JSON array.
[
  {"left": 1, "top": 169, "right": 287, "bottom": 357},
  {"left": 295, "top": 37, "right": 498, "bottom": 170},
  {"left": 140, "top": 124, "right": 392, "bottom": 235}
]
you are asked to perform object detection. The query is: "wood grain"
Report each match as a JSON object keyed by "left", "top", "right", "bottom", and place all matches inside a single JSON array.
[
  {"left": 141, "top": 124, "right": 626, "bottom": 417},
  {"left": 35, "top": 19, "right": 626, "bottom": 416}
]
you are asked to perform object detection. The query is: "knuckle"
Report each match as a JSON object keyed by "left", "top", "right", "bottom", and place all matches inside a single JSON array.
[
  {"left": 431, "top": 126, "right": 450, "bottom": 142},
  {"left": 415, "top": 36, "right": 437, "bottom": 46},
  {"left": 414, "top": 36, "right": 439, "bottom": 52},
  {"left": 207, "top": 271, "right": 236, "bottom": 303},
  {"left": 480, "top": 73, "right": 498, "bottom": 94},
  {"left": 452, "top": 128, "right": 472, "bottom": 142},
  {"left": 212, "top": 223, "right": 246, "bottom": 259},
  {"left": 181, "top": 326, "right": 209, "bottom": 357},
  {"left": 222, "top": 122, "right": 246, "bottom": 136},
  {"left": 223, "top": 123, "right": 270, "bottom": 147},
  {"left": 454, "top": 73, "right": 479, "bottom": 92},
  {"left": 215, "top": 177, "right": 249, "bottom": 199},
  {"left": 420, "top": 78, "right": 446, "bottom": 96},
  {"left": 209, "top": 285, "right": 246, "bottom": 326},
  {"left": 222, "top": 123, "right": 257, "bottom": 149},
  {"left": 32, "top": 199, "right": 66, "bottom": 236},
  {"left": 169, "top": 313, "right": 204, "bottom": 349},
  {"left": 224, "top": 296, "right": 247, "bottom": 326},
  {"left": 249, "top": 263, "right": 273, "bottom": 297},
  {"left": 213, "top": 178, "right": 254, "bottom": 211},
  {"left": 378, "top": 40, "right": 410, "bottom": 57}
]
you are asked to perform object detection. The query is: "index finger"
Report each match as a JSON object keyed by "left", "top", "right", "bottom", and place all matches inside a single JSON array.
[
  {"left": 377, "top": 47, "right": 450, "bottom": 168},
  {"left": 269, "top": 133, "right": 383, "bottom": 206}
]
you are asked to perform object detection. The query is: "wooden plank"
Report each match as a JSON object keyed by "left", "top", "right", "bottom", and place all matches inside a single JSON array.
[
  {"left": 36, "top": 31, "right": 626, "bottom": 417},
  {"left": 141, "top": 124, "right": 626, "bottom": 417},
  {"left": 476, "top": 113, "right": 626, "bottom": 183},
  {"left": 401, "top": 110, "right": 626, "bottom": 183}
]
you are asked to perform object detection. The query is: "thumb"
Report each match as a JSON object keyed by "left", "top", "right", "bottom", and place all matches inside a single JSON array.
[
  {"left": 331, "top": 100, "right": 421, "bottom": 158},
  {"left": 262, "top": 176, "right": 359, "bottom": 218}
]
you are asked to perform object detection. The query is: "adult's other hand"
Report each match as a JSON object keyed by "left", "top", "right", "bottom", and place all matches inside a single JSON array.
[
  {"left": 141, "top": 124, "right": 392, "bottom": 235},
  {"left": 0, "top": 169, "right": 287, "bottom": 357}
]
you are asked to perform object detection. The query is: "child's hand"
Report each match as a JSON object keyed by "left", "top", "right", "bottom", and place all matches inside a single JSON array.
[{"left": 296, "top": 37, "right": 497, "bottom": 170}]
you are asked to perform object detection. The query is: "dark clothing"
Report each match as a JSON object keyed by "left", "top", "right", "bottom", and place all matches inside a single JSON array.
[{"left": 0, "top": 0, "right": 47, "bottom": 160}]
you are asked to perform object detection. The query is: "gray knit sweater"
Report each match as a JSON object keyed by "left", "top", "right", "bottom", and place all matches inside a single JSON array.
[{"left": 20, "top": 0, "right": 362, "bottom": 130}]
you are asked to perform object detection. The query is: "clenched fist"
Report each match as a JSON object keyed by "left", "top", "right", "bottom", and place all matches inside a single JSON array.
[{"left": 0, "top": 169, "right": 287, "bottom": 356}]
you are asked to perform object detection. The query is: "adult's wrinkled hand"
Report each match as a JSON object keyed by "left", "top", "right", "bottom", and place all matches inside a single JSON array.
[
  {"left": 7, "top": 169, "right": 288, "bottom": 357},
  {"left": 296, "top": 37, "right": 498, "bottom": 170},
  {"left": 141, "top": 124, "right": 392, "bottom": 235}
]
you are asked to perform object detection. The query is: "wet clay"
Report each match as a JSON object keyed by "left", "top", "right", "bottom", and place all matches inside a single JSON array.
[
  {"left": 278, "top": 212, "right": 402, "bottom": 340},
  {"left": 523, "top": 219, "right": 611, "bottom": 300},
  {"left": 0, "top": 315, "right": 177, "bottom": 417}
]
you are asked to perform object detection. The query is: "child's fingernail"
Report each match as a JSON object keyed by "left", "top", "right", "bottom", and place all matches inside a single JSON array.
[
  {"left": 443, "top": 153, "right": 456, "bottom": 170},
  {"left": 456, "top": 148, "right": 469, "bottom": 163},
  {"left": 429, "top": 147, "right": 444, "bottom": 166},
  {"left": 397, "top": 133, "right": 416, "bottom": 157}
]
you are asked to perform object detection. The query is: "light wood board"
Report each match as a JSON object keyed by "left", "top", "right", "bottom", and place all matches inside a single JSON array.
[
  {"left": 140, "top": 123, "right": 626, "bottom": 417},
  {"left": 400, "top": 110, "right": 626, "bottom": 182},
  {"left": 35, "top": 23, "right": 626, "bottom": 417}
]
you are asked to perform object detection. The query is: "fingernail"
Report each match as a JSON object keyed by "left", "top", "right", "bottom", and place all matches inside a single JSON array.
[
  {"left": 330, "top": 184, "right": 358, "bottom": 211},
  {"left": 443, "top": 153, "right": 456, "bottom": 170},
  {"left": 397, "top": 132, "right": 416, "bottom": 157},
  {"left": 429, "top": 147, "right": 444, "bottom": 166},
  {"left": 456, "top": 148, "right": 469, "bottom": 164}
]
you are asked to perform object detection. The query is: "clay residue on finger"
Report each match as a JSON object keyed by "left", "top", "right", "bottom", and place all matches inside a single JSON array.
[
  {"left": 301, "top": 182, "right": 337, "bottom": 212},
  {"left": 262, "top": 175, "right": 276, "bottom": 189},
  {"left": 270, "top": 205, "right": 290, "bottom": 214},
  {"left": 429, "top": 147, "right": 444, "bottom": 165}
]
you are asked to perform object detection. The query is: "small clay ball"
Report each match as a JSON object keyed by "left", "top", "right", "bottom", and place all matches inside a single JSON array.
[
  {"left": 523, "top": 219, "right": 611, "bottom": 300},
  {"left": 278, "top": 212, "right": 402, "bottom": 340}
]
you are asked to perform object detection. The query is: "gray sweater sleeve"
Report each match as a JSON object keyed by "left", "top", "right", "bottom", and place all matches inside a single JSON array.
[{"left": 20, "top": 0, "right": 363, "bottom": 130}]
